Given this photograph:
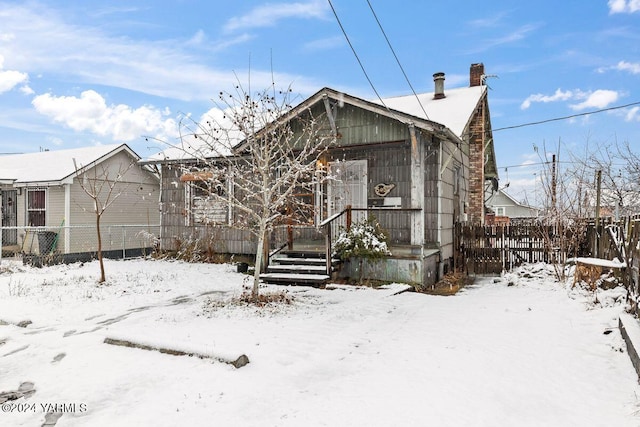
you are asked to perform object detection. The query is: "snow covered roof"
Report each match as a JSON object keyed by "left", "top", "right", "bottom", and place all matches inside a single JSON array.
[
  {"left": 376, "top": 85, "right": 487, "bottom": 138},
  {"left": 0, "top": 144, "right": 139, "bottom": 186},
  {"left": 144, "top": 83, "right": 488, "bottom": 163}
]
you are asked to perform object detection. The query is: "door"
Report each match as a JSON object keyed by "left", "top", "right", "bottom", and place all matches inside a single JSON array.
[
  {"left": 328, "top": 160, "right": 367, "bottom": 221},
  {"left": 1, "top": 190, "right": 18, "bottom": 245}
]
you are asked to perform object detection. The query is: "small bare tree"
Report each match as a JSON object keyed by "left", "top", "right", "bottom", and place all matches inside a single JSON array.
[
  {"left": 75, "top": 160, "right": 134, "bottom": 283},
  {"left": 169, "top": 83, "right": 334, "bottom": 300}
]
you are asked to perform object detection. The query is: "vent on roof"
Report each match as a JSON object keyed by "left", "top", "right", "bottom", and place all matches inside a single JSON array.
[{"left": 433, "top": 72, "right": 445, "bottom": 99}]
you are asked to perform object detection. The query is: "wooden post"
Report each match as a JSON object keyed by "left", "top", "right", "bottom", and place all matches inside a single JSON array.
[
  {"left": 346, "top": 205, "right": 352, "bottom": 231},
  {"left": 325, "top": 222, "right": 332, "bottom": 276}
]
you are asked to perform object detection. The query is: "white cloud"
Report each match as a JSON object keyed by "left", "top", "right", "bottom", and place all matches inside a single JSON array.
[
  {"left": 32, "top": 90, "right": 179, "bottom": 142},
  {"left": 608, "top": 0, "right": 640, "bottom": 13},
  {"left": 520, "top": 88, "right": 573, "bottom": 109},
  {"left": 597, "top": 60, "right": 640, "bottom": 74},
  {"left": 0, "top": 69, "right": 28, "bottom": 94},
  {"left": 0, "top": 3, "right": 319, "bottom": 102},
  {"left": 521, "top": 88, "right": 620, "bottom": 111},
  {"left": 625, "top": 106, "right": 640, "bottom": 121},
  {"left": 223, "top": 1, "right": 328, "bottom": 33},
  {"left": 303, "top": 36, "right": 343, "bottom": 52},
  {"left": 569, "top": 89, "right": 619, "bottom": 110},
  {"left": 614, "top": 60, "right": 640, "bottom": 74}
]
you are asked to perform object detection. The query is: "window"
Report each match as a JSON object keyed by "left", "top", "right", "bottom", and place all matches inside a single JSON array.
[
  {"left": 191, "top": 179, "right": 228, "bottom": 225},
  {"left": 27, "top": 188, "right": 46, "bottom": 226},
  {"left": 496, "top": 207, "right": 505, "bottom": 216}
]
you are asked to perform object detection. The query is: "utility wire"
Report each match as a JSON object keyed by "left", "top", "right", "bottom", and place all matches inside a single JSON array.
[
  {"left": 327, "top": 0, "right": 391, "bottom": 113},
  {"left": 493, "top": 101, "right": 640, "bottom": 132},
  {"left": 365, "top": 0, "right": 430, "bottom": 120}
]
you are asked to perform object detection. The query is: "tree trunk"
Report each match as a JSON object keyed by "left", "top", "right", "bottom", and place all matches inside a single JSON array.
[
  {"left": 252, "top": 225, "right": 267, "bottom": 300},
  {"left": 96, "top": 214, "right": 105, "bottom": 283}
]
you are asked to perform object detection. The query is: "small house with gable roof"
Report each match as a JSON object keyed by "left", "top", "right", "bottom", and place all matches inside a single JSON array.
[
  {"left": 0, "top": 144, "right": 159, "bottom": 260},
  {"left": 145, "top": 63, "right": 498, "bottom": 286}
]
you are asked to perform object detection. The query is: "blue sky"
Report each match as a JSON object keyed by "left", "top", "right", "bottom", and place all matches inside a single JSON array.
[{"left": 0, "top": 0, "right": 639, "bottom": 202}]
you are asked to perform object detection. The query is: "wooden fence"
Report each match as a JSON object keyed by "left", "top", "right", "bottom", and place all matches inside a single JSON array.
[
  {"left": 455, "top": 224, "right": 569, "bottom": 275},
  {"left": 456, "top": 217, "right": 640, "bottom": 313}
]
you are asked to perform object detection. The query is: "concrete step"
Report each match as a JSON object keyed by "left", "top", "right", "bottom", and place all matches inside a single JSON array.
[
  {"left": 267, "top": 264, "right": 328, "bottom": 274},
  {"left": 272, "top": 257, "right": 339, "bottom": 266},
  {"left": 259, "top": 272, "right": 330, "bottom": 286}
]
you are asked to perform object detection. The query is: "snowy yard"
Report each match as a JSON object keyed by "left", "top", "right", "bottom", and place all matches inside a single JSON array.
[{"left": 0, "top": 258, "right": 639, "bottom": 426}]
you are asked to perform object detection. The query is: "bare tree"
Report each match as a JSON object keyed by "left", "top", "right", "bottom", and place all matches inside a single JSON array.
[
  {"left": 531, "top": 140, "right": 591, "bottom": 280},
  {"left": 169, "top": 84, "right": 334, "bottom": 300},
  {"left": 75, "top": 160, "right": 134, "bottom": 283}
]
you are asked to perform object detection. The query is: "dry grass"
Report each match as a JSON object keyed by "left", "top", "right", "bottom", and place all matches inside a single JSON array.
[{"left": 419, "top": 271, "right": 469, "bottom": 296}]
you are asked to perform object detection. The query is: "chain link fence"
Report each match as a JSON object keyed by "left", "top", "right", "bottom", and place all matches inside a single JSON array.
[{"left": 1, "top": 224, "right": 160, "bottom": 265}]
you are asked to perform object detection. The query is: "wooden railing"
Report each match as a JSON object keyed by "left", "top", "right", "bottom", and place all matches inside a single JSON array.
[{"left": 320, "top": 205, "right": 352, "bottom": 275}]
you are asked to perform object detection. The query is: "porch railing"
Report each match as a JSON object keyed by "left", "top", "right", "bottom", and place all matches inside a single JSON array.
[{"left": 320, "top": 205, "right": 353, "bottom": 275}]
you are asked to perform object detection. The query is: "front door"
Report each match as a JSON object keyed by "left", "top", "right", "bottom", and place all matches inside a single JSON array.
[
  {"left": 328, "top": 160, "right": 367, "bottom": 221},
  {"left": 1, "top": 190, "right": 18, "bottom": 245}
]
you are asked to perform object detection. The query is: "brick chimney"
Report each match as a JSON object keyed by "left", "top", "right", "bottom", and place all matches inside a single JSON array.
[
  {"left": 433, "top": 72, "right": 445, "bottom": 99},
  {"left": 470, "top": 63, "right": 484, "bottom": 87}
]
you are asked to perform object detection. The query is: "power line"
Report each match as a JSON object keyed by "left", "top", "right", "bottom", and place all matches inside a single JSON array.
[
  {"left": 327, "top": 0, "right": 390, "bottom": 112},
  {"left": 365, "top": 0, "right": 430, "bottom": 120},
  {"left": 493, "top": 101, "right": 640, "bottom": 132}
]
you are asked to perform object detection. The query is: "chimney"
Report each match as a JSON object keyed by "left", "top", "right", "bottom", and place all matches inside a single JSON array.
[
  {"left": 470, "top": 63, "right": 484, "bottom": 87},
  {"left": 433, "top": 72, "right": 445, "bottom": 99}
]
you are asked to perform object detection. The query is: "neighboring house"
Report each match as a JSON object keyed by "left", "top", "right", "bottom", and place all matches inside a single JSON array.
[
  {"left": 485, "top": 189, "right": 540, "bottom": 224},
  {"left": 145, "top": 63, "right": 498, "bottom": 285},
  {"left": 0, "top": 144, "right": 160, "bottom": 258}
]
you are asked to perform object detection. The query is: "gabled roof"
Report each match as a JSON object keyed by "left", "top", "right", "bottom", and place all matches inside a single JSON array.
[
  {"left": 145, "top": 83, "right": 493, "bottom": 167},
  {"left": 0, "top": 144, "right": 141, "bottom": 186},
  {"left": 376, "top": 85, "right": 487, "bottom": 138}
]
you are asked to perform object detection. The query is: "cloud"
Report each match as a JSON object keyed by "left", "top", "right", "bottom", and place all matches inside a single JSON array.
[
  {"left": 0, "top": 69, "right": 28, "bottom": 94},
  {"left": 597, "top": 60, "right": 640, "bottom": 74},
  {"left": 0, "top": 3, "right": 319, "bottom": 102},
  {"left": 520, "top": 88, "right": 573, "bottom": 109},
  {"left": 569, "top": 89, "right": 619, "bottom": 110},
  {"left": 608, "top": 0, "right": 640, "bottom": 14},
  {"left": 520, "top": 88, "right": 620, "bottom": 111},
  {"left": 625, "top": 106, "right": 640, "bottom": 121},
  {"left": 0, "top": 55, "right": 30, "bottom": 94},
  {"left": 613, "top": 60, "right": 640, "bottom": 74},
  {"left": 464, "top": 24, "right": 540, "bottom": 54},
  {"left": 223, "top": 1, "right": 328, "bottom": 33},
  {"left": 303, "top": 36, "right": 343, "bottom": 51},
  {"left": 32, "top": 90, "right": 179, "bottom": 142}
]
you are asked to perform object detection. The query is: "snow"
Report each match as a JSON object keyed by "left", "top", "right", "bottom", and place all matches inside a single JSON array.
[
  {"left": 0, "top": 144, "right": 129, "bottom": 184},
  {"left": 568, "top": 257, "right": 627, "bottom": 269},
  {"left": 1, "top": 258, "right": 639, "bottom": 426},
  {"left": 376, "top": 85, "right": 486, "bottom": 137}
]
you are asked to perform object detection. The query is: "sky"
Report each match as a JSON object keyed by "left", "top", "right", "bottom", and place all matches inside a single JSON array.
[{"left": 0, "top": 0, "right": 639, "bottom": 203}]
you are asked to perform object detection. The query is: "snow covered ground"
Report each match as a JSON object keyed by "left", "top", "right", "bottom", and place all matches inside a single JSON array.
[{"left": 0, "top": 258, "right": 638, "bottom": 426}]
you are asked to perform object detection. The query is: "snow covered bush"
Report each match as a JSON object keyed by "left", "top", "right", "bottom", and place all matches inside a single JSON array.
[
  {"left": 333, "top": 217, "right": 391, "bottom": 284},
  {"left": 333, "top": 217, "right": 391, "bottom": 260}
]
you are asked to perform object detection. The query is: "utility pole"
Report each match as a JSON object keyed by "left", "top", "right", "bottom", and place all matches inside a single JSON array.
[
  {"left": 594, "top": 169, "right": 602, "bottom": 257},
  {"left": 551, "top": 154, "right": 557, "bottom": 218}
]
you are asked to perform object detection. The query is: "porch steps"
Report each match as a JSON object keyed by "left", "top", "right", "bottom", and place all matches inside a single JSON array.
[{"left": 260, "top": 251, "right": 339, "bottom": 287}]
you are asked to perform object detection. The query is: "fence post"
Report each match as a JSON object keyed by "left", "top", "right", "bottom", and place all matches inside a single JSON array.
[
  {"left": 122, "top": 226, "right": 126, "bottom": 259},
  {"left": 346, "top": 205, "right": 352, "bottom": 231}
]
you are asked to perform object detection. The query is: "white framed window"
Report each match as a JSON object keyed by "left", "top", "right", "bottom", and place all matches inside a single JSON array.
[{"left": 496, "top": 207, "right": 505, "bottom": 216}]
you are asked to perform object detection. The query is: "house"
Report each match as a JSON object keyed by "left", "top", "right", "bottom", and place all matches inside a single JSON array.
[
  {"left": 144, "top": 63, "right": 498, "bottom": 286},
  {"left": 0, "top": 144, "right": 160, "bottom": 261},
  {"left": 485, "top": 189, "right": 540, "bottom": 225}
]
